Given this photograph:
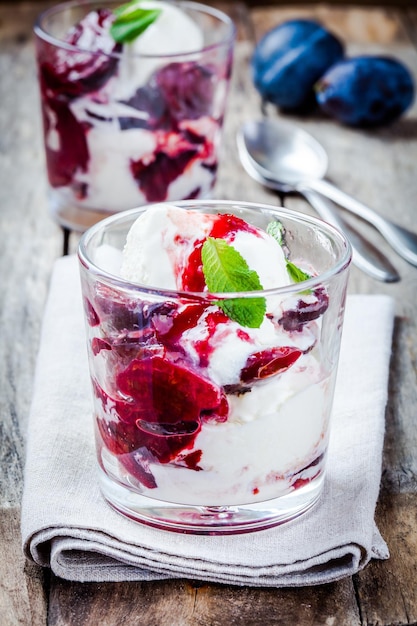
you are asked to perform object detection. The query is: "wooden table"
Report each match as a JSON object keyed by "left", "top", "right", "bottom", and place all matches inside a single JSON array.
[{"left": 1, "top": 2, "right": 417, "bottom": 624}]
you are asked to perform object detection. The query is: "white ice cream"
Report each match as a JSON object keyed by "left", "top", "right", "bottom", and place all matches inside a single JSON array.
[
  {"left": 114, "top": 0, "right": 205, "bottom": 98},
  {"left": 121, "top": 203, "right": 214, "bottom": 287},
  {"left": 120, "top": 203, "right": 291, "bottom": 289}
]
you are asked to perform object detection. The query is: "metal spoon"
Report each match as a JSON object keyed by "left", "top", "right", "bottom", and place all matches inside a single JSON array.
[
  {"left": 238, "top": 144, "right": 399, "bottom": 282},
  {"left": 237, "top": 122, "right": 400, "bottom": 282},
  {"left": 238, "top": 117, "right": 417, "bottom": 268}
]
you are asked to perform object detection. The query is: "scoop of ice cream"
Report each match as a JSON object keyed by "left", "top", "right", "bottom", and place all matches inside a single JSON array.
[
  {"left": 128, "top": 1, "right": 204, "bottom": 57},
  {"left": 120, "top": 203, "right": 291, "bottom": 290},
  {"left": 113, "top": 1, "right": 205, "bottom": 99}
]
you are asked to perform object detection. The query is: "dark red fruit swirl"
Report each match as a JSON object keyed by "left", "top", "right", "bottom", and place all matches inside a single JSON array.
[
  {"left": 42, "top": 99, "right": 89, "bottom": 188},
  {"left": 40, "top": 9, "right": 120, "bottom": 99},
  {"left": 38, "top": 9, "right": 121, "bottom": 189},
  {"left": 241, "top": 346, "right": 302, "bottom": 384},
  {"left": 94, "top": 354, "right": 228, "bottom": 486},
  {"left": 84, "top": 297, "right": 100, "bottom": 327},
  {"left": 291, "top": 453, "right": 324, "bottom": 491},
  {"left": 116, "top": 356, "right": 226, "bottom": 427},
  {"left": 95, "top": 414, "right": 158, "bottom": 489},
  {"left": 279, "top": 287, "right": 329, "bottom": 332},
  {"left": 130, "top": 138, "right": 199, "bottom": 203},
  {"left": 155, "top": 62, "right": 215, "bottom": 125}
]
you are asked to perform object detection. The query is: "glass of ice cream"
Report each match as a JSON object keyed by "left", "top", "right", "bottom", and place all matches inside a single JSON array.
[
  {"left": 78, "top": 200, "right": 352, "bottom": 533},
  {"left": 34, "top": 1, "right": 235, "bottom": 232}
]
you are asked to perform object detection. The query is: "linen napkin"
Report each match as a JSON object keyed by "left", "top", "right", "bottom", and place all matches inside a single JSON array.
[{"left": 22, "top": 255, "right": 394, "bottom": 587}]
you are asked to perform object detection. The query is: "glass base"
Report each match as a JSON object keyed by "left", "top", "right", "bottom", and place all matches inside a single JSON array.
[
  {"left": 49, "top": 197, "right": 113, "bottom": 233},
  {"left": 48, "top": 187, "right": 215, "bottom": 233},
  {"left": 98, "top": 468, "right": 324, "bottom": 535}
]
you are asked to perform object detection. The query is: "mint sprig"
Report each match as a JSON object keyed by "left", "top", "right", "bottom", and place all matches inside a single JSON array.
[
  {"left": 266, "top": 219, "right": 284, "bottom": 246},
  {"left": 286, "top": 261, "right": 311, "bottom": 283},
  {"left": 201, "top": 237, "right": 266, "bottom": 329},
  {"left": 267, "top": 220, "right": 312, "bottom": 285},
  {"left": 110, "top": 1, "right": 161, "bottom": 44}
]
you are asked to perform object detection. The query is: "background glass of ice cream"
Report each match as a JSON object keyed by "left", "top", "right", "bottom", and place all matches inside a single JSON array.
[
  {"left": 78, "top": 200, "right": 351, "bottom": 534},
  {"left": 34, "top": 0, "right": 235, "bottom": 232}
]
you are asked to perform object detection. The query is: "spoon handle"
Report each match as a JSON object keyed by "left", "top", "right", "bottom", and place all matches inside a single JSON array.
[
  {"left": 308, "top": 178, "right": 417, "bottom": 267},
  {"left": 301, "top": 189, "right": 400, "bottom": 283}
]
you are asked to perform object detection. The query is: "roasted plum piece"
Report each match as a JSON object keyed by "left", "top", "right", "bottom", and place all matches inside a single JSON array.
[
  {"left": 155, "top": 62, "right": 215, "bottom": 124},
  {"left": 278, "top": 287, "right": 329, "bottom": 332}
]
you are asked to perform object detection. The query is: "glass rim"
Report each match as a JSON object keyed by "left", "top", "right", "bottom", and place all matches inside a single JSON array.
[
  {"left": 78, "top": 200, "right": 352, "bottom": 299},
  {"left": 34, "top": 0, "right": 236, "bottom": 60}
]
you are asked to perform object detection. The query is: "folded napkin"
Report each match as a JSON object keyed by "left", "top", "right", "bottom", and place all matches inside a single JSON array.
[{"left": 22, "top": 255, "right": 394, "bottom": 586}]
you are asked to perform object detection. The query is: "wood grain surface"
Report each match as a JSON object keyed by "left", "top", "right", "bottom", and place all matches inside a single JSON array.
[{"left": 1, "top": 2, "right": 416, "bottom": 625}]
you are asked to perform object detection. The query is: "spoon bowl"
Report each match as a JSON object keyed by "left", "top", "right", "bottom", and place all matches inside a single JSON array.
[
  {"left": 238, "top": 117, "right": 417, "bottom": 268},
  {"left": 242, "top": 119, "right": 328, "bottom": 190}
]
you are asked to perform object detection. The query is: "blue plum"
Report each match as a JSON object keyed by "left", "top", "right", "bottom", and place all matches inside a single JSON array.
[
  {"left": 252, "top": 19, "right": 344, "bottom": 112},
  {"left": 316, "top": 56, "right": 415, "bottom": 126}
]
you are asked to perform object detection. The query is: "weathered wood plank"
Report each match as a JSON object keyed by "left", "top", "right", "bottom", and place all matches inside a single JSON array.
[
  {"left": 250, "top": 3, "right": 412, "bottom": 45},
  {"left": 0, "top": 508, "right": 47, "bottom": 626},
  {"left": 190, "top": 579, "right": 361, "bottom": 626},
  {"left": 354, "top": 492, "right": 417, "bottom": 626},
  {"left": 404, "top": 8, "right": 417, "bottom": 50},
  {"left": 0, "top": 5, "right": 67, "bottom": 625},
  {"left": 48, "top": 576, "right": 362, "bottom": 626},
  {"left": 215, "top": 41, "right": 282, "bottom": 206},
  {"left": 0, "top": 2, "right": 62, "bottom": 508},
  {"left": 48, "top": 579, "right": 196, "bottom": 626}
]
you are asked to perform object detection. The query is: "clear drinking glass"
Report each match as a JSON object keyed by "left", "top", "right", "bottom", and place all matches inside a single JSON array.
[
  {"left": 34, "top": 0, "right": 235, "bottom": 232},
  {"left": 78, "top": 200, "right": 351, "bottom": 533}
]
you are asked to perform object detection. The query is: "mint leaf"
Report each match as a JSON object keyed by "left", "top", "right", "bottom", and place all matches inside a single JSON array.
[
  {"left": 201, "top": 237, "right": 266, "bottom": 328},
  {"left": 266, "top": 220, "right": 284, "bottom": 246},
  {"left": 110, "top": 1, "right": 161, "bottom": 44},
  {"left": 267, "top": 221, "right": 311, "bottom": 285},
  {"left": 287, "top": 261, "right": 311, "bottom": 283}
]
